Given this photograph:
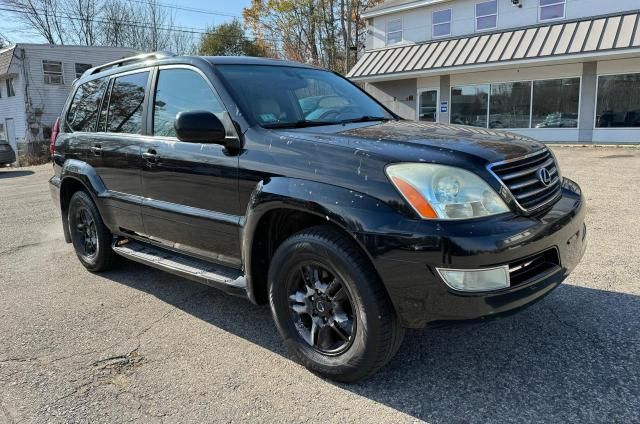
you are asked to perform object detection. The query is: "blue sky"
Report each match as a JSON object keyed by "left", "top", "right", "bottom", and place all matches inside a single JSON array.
[{"left": 1, "top": 0, "right": 253, "bottom": 44}]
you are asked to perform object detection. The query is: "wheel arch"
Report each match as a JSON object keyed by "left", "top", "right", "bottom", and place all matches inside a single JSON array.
[{"left": 241, "top": 177, "right": 392, "bottom": 307}]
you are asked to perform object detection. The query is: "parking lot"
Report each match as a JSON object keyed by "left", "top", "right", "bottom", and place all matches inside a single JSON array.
[{"left": 0, "top": 146, "right": 639, "bottom": 423}]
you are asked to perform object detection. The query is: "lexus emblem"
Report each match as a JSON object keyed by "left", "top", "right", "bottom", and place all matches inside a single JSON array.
[{"left": 537, "top": 167, "right": 552, "bottom": 186}]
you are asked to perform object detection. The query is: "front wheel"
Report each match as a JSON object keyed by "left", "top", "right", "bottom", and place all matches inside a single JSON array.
[
  {"left": 68, "top": 190, "right": 118, "bottom": 272},
  {"left": 268, "top": 226, "right": 404, "bottom": 383}
]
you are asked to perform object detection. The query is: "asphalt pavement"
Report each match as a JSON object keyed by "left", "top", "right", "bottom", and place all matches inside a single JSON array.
[{"left": 0, "top": 146, "right": 639, "bottom": 423}]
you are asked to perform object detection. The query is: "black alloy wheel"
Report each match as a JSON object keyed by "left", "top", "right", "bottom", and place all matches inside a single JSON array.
[
  {"left": 68, "top": 190, "right": 118, "bottom": 272},
  {"left": 288, "top": 263, "right": 356, "bottom": 355},
  {"left": 269, "top": 225, "right": 405, "bottom": 383}
]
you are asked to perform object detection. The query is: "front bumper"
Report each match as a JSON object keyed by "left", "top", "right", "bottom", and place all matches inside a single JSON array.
[
  {"left": 364, "top": 177, "right": 587, "bottom": 328},
  {"left": 0, "top": 149, "right": 16, "bottom": 165}
]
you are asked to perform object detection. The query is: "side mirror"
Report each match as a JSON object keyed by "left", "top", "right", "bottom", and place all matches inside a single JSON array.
[{"left": 175, "top": 111, "right": 226, "bottom": 144}]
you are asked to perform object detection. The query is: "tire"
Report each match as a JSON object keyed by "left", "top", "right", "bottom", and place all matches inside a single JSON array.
[
  {"left": 268, "top": 225, "right": 405, "bottom": 383},
  {"left": 67, "top": 190, "right": 118, "bottom": 272}
]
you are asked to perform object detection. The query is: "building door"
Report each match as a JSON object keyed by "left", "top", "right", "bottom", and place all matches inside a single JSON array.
[
  {"left": 417, "top": 89, "right": 439, "bottom": 122},
  {"left": 5, "top": 118, "right": 16, "bottom": 153}
]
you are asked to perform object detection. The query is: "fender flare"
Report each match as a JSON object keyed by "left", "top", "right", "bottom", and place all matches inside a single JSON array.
[{"left": 241, "top": 177, "right": 399, "bottom": 304}]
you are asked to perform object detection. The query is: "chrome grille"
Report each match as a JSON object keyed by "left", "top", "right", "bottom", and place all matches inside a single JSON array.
[{"left": 489, "top": 148, "right": 562, "bottom": 213}]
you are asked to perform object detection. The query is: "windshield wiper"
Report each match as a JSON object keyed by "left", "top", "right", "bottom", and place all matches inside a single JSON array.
[
  {"left": 262, "top": 120, "right": 341, "bottom": 129},
  {"left": 340, "top": 116, "right": 392, "bottom": 125}
]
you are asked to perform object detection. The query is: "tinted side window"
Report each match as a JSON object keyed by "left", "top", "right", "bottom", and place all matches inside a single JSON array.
[
  {"left": 107, "top": 72, "right": 149, "bottom": 134},
  {"left": 67, "top": 78, "right": 107, "bottom": 132},
  {"left": 153, "top": 68, "right": 225, "bottom": 137}
]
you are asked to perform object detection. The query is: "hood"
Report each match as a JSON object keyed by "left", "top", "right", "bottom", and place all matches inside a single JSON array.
[{"left": 278, "top": 121, "right": 545, "bottom": 164}]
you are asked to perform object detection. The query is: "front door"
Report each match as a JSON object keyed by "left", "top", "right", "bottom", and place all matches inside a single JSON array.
[
  {"left": 417, "top": 89, "right": 438, "bottom": 122},
  {"left": 139, "top": 66, "right": 241, "bottom": 267}
]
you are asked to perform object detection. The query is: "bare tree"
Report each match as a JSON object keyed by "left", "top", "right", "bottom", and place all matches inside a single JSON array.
[
  {"left": 63, "top": 0, "right": 99, "bottom": 45},
  {"left": 4, "top": 0, "right": 66, "bottom": 44}
]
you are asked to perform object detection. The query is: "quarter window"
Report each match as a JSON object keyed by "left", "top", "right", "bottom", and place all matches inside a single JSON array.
[
  {"left": 476, "top": 0, "right": 497, "bottom": 31},
  {"left": 433, "top": 9, "right": 452, "bottom": 38},
  {"left": 106, "top": 71, "right": 149, "bottom": 134},
  {"left": 67, "top": 78, "right": 107, "bottom": 132},
  {"left": 153, "top": 68, "right": 225, "bottom": 137},
  {"left": 6, "top": 78, "right": 15, "bottom": 97},
  {"left": 596, "top": 73, "right": 640, "bottom": 128},
  {"left": 75, "top": 63, "right": 92, "bottom": 79},
  {"left": 386, "top": 19, "right": 403, "bottom": 45},
  {"left": 43, "top": 60, "right": 64, "bottom": 85},
  {"left": 539, "top": 0, "right": 565, "bottom": 22}
]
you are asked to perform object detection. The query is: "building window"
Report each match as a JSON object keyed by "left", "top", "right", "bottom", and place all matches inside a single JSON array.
[
  {"left": 451, "top": 78, "right": 579, "bottom": 129},
  {"left": 75, "top": 63, "right": 92, "bottom": 79},
  {"left": 43, "top": 60, "right": 64, "bottom": 85},
  {"left": 386, "top": 18, "right": 403, "bottom": 45},
  {"left": 532, "top": 78, "right": 579, "bottom": 128},
  {"left": 433, "top": 9, "right": 452, "bottom": 38},
  {"left": 489, "top": 81, "right": 531, "bottom": 128},
  {"left": 596, "top": 73, "right": 640, "bottom": 128},
  {"left": 476, "top": 0, "right": 497, "bottom": 31},
  {"left": 539, "top": 0, "right": 565, "bottom": 22},
  {"left": 6, "top": 78, "right": 15, "bottom": 97},
  {"left": 451, "top": 84, "right": 489, "bottom": 127}
]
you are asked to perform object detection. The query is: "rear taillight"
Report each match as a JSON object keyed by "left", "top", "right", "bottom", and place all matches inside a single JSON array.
[{"left": 50, "top": 117, "right": 60, "bottom": 155}]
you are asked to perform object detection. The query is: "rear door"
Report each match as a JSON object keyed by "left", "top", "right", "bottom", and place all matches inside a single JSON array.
[
  {"left": 85, "top": 70, "right": 152, "bottom": 233},
  {"left": 139, "top": 66, "right": 241, "bottom": 266}
]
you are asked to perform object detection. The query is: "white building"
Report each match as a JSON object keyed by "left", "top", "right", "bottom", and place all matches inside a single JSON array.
[
  {"left": 0, "top": 44, "right": 138, "bottom": 157},
  {"left": 349, "top": 0, "right": 640, "bottom": 143}
]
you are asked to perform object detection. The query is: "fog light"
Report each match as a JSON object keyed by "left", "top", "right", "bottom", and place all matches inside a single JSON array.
[{"left": 436, "top": 266, "right": 510, "bottom": 292}]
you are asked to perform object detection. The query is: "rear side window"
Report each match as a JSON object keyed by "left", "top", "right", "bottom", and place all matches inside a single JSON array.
[
  {"left": 66, "top": 78, "right": 107, "bottom": 132},
  {"left": 106, "top": 71, "right": 149, "bottom": 134},
  {"left": 153, "top": 68, "right": 225, "bottom": 137}
]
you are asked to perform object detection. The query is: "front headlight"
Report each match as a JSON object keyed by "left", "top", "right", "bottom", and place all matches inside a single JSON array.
[{"left": 386, "top": 163, "right": 510, "bottom": 220}]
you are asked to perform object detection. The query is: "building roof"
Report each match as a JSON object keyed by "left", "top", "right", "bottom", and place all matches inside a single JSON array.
[
  {"left": 0, "top": 46, "right": 16, "bottom": 75},
  {"left": 349, "top": 11, "right": 640, "bottom": 80}
]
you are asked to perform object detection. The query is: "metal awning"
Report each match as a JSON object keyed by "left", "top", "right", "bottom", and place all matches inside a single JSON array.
[{"left": 348, "top": 11, "right": 640, "bottom": 80}]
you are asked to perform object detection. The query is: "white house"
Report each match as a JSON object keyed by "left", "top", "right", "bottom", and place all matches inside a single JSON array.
[
  {"left": 0, "top": 44, "right": 138, "bottom": 158},
  {"left": 349, "top": 0, "right": 640, "bottom": 143}
]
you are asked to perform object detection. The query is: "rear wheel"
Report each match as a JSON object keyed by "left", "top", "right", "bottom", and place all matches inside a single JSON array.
[
  {"left": 68, "top": 190, "right": 118, "bottom": 272},
  {"left": 268, "top": 226, "right": 404, "bottom": 383}
]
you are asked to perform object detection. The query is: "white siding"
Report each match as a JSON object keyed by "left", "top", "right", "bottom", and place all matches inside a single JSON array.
[
  {"left": 0, "top": 58, "right": 27, "bottom": 142},
  {"left": 369, "top": 0, "right": 640, "bottom": 49}
]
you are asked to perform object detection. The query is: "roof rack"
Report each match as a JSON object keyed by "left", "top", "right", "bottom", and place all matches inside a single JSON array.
[{"left": 87, "top": 51, "right": 175, "bottom": 76}]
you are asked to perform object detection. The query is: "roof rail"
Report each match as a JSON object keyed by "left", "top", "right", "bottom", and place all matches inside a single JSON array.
[{"left": 87, "top": 51, "right": 175, "bottom": 76}]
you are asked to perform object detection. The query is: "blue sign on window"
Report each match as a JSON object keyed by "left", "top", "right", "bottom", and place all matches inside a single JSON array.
[{"left": 440, "top": 101, "right": 448, "bottom": 113}]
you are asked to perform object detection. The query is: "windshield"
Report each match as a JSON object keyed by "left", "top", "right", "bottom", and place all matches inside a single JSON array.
[{"left": 215, "top": 65, "right": 395, "bottom": 128}]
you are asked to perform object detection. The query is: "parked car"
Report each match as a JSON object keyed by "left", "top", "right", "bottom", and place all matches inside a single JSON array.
[
  {"left": 49, "top": 53, "right": 587, "bottom": 382},
  {"left": 0, "top": 141, "right": 16, "bottom": 166}
]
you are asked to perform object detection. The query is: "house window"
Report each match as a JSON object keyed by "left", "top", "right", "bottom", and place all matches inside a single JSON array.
[
  {"left": 596, "top": 73, "right": 640, "bottom": 128},
  {"left": 43, "top": 60, "right": 64, "bottom": 85},
  {"left": 539, "top": 0, "right": 565, "bottom": 22},
  {"left": 476, "top": 0, "right": 497, "bottom": 31},
  {"left": 6, "top": 78, "right": 15, "bottom": 97},
  {"left": 75, "top": 63, "right": 92, "bottom": 79},
  {"left": 433, "top": 9, "right": 452, "bottom": 38},
  {"left": 386, "top": 19, "right": 403, "bottom": 45}
]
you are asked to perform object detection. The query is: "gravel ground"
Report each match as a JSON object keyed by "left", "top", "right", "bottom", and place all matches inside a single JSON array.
[{"left": 0, "top": 146, "right": 639, "bottom": 423}]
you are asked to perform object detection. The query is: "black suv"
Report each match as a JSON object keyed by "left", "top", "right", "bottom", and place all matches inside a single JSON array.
[{"left": 50, "top": 53, "right": 587, "bottom": 382}]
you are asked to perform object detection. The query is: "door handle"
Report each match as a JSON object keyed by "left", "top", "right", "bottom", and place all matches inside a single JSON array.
[
  {"left": 142, "top": 149, "right": 158, "bottom": 162},
  {"left": 90, "top": 145, "right": 103, "bottom": 156}
]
